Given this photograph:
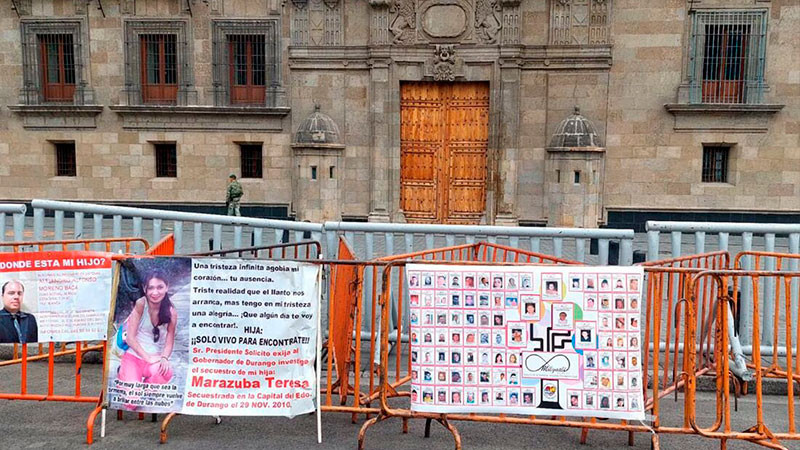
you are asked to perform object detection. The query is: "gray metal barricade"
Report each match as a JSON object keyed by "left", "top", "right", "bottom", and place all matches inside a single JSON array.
[
  {"left": 323, "top": 221, "right": 635, "bottom": 265},
  {"left": 0, "top": 204, "right": 27, "bottom": 242},
  {"left": 646, "top": 220, "right": 800, "bottom": 351},
  {"left": 19, "top": 200, "right": 637, "bottom": 266},
  {"left": 29, "top": 199, "right": 323, "bottom": 254}
]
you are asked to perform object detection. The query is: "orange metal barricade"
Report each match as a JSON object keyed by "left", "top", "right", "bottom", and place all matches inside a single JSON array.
[
  {"left": 325, "top": 238, "right": 371, "bottom": 419},
  {"left": 147, "top": 233, "right": 175, "bottom": 256},
  {"left": 684, "top": 265, "right": 800, "bottom": 450},
  {"left": 734, "top": 251, "right": 800, "bottom": 382},
  {"left": 0, "top": 237, "right": 151, "bottom": 444},
  {"left": 320, "top": 243, "right": 581, "bottom": 423},
  {"left": 353, "top": 250, "right": 735, "bottom": 450}
]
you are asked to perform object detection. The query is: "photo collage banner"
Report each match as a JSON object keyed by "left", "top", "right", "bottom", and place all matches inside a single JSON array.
[{"left": 407, "top": 264, "right": 645, "bottom": 420}]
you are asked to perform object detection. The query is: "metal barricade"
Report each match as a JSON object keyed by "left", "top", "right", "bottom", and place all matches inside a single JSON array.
[
  {"left": 25, "top": 199, "right": 636, "bottom": 263},
  {"left": 353, "top": 250, "right": 733, "bottom": 450},
  {"left": 0, "top": 237, "right": 152, "bottom": 444},
  {"left": 646, "top": 220, "right": 800, "bottom": 350},
  {"left": 31, "top": 199, "right": 324, "bottom": 254},
  {"left": 189, "top": 240, "right": 321, "bottom": 260},
  {"left": 0, "top": 203, "right": 27, "bottom": 242},
  {"left": 685, "top": 267, "right": 800, "bottom": 450}
]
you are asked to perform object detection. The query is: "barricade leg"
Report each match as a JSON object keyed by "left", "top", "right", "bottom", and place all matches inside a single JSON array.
[
  {"left": 86, "top": 404, "right": 104, "bottom": 444},
  {"left": 160, "top": 412, "right": 179, "bottom": 444},
  {"left": 357, "top": 412, "right": 387, "bottom": 450}
]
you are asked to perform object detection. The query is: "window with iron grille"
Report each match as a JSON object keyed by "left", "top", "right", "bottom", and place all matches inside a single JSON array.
[
  {"left": 154, "top": 143, "right": 177, "bottom": 178},
  {"left": 212, "top": 20, "right": 280, "bottom": 107},
  {"left": 19, "top": 20, "right": 89, "bottom": 105},
  {"left": 54, "top": 142, "right": 76, "bottom": 177},
  {"left": 240, "top": 143, "right": 263, "bottom": 178},
  {"left": 141, "top": 34, "right": 178, "bottom": 104},
  {"left": 688, "top": 10, "right": 767, "bottom": 104},
  {"left": 124, "top": 20, "right": 194, "bottom": 106},
  {"left": 702, "top": 146, "right": 729, "bottom": 183},
  {"left": 229, "top": 35, "right": 266, "bottom": 105},
  {"left": 40, "top": 34, "right": 76, "bottom": 102}
]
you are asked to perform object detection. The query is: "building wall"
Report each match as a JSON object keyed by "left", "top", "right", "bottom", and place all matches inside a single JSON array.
[
  {"left": 604, "top": 0, "right": 800, "bottom": 217},
  {"left": 0, "top": 0, "right": 797, "bottom": 225}
]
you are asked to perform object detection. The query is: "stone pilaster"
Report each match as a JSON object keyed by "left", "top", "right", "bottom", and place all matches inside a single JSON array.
[
  {"left": 495, "top": 54, "right": 521, "bottom": 225},
  {"left": 368, "top": 56, "right": 392, "bottom": 222}
]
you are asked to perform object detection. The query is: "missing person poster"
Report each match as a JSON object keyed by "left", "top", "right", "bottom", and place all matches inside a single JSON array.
[
  {"left": 0, "top": 251, "right": 113, "bottom": 344},
  {"left": 407, "top": 264, "right": 645, "bottom": 420},
  {"left": 105, "top": 257, "right": 321, "bottom": 417}
]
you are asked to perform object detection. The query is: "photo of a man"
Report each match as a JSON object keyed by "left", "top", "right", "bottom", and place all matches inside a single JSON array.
[{"left": 0, "top": 280, "right": 38, "bottom": 344}]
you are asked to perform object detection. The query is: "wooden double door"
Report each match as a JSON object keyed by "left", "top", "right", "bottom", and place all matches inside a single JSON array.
[{"left": 400, "top": 82, "right": 489, "bottom": 224}]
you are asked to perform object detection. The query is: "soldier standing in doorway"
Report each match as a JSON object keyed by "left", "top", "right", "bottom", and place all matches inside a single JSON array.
[{"left": 226, "top": 174, "right": 243, "bottom": 216}]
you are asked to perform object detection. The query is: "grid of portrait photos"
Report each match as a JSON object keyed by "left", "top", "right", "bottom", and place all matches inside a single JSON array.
[{"left": 407, "top": 264, "right": 646, "bottom": 420}]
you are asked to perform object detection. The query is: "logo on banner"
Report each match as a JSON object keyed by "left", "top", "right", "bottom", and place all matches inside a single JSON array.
[{"left": 522, "top": 352, "right": 579, "bottom": 380}]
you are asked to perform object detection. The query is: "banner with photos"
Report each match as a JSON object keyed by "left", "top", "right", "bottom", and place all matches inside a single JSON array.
[{"left": 407, "top": 264, "right": 645, "bottom": 420}]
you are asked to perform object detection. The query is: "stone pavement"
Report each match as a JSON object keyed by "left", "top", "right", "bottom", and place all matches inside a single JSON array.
[{"left": 0, "top": 361, "right": 796, "bottom": 450}]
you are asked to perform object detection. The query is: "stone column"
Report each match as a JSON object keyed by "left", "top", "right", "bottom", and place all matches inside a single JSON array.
[{"left": 495, "top": 53, "right": 522, "bottom": 225}]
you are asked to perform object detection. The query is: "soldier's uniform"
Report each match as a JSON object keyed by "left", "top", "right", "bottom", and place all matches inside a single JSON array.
[{"left": 226, "top": 176, "right": 243, "bottom": 216}]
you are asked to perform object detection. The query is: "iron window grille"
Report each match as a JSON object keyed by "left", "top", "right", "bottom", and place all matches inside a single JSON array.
[
  {"left": 20, "top": 20, "right": 88, "bottom": 105},
  {"left": 140, "top": 34, "right": 178, "bottom": 104},
  {"left": 212, "top": 20, "right": 280, "bottom": 107},
  {"left": 702, "top": 146, "right": 729, "bottom": 183},
  {"left": 39, "top": 34, "right": 76, "bottom": 102},
  {"left": 688, "top": 10, "right": 767, "bottom": 104},
  {"left": 123, "top": 20, "right": 193, "bottom": 105},
  {"left": 240, "top": 144, "right": 263, "bottom": 178},
  {"left": 54, "top": 142, "right": 77, "bottom": 177},
  {"left": 155, "top": 143, "right": 177, "bottom": 178}
]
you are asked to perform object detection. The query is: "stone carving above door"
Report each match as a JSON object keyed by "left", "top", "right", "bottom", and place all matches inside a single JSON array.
[
  {"left": 423, "top": 44, "right": 465, "bottom": 81},
  {"left": 376, "top": 0, "right": 517, "bottom": 45},
  {"left": 390, "top": 0, "right": 418, "bottom": 44},
  {"left": 474, "top": 0, "right": 501, "bottom": 44},
  {"left": 550, "top": 0, "right": 611, "bottom": 45}
]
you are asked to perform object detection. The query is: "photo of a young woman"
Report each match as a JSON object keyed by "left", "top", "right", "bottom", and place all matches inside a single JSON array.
[
  {"left": 117, "top": 270, "right": 178, "bottom": 410},
  {"left": 118, "top": 271, "right": 178, "bottom": 388}
]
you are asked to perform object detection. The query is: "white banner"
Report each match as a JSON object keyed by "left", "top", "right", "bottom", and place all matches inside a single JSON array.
[
  {"left": 105, "top": 257, "right": 321, "bottom": 417},
  {"left": 407, "top": 264, "right": 645, "bottom": 421},
  {"left": 0, "top": 251, "right": 113, "bottom": 344}
]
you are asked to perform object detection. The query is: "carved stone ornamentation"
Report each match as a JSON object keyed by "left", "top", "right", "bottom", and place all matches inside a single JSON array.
[
  {"left": 119, "top": 0, "right": 135, "bottom": 15},
  {"left": 432, "top": 44, "right": 456, "bottom": 81},
  {"left": 291, "top": 0, "right": 343, "bottom": 46},
  {"left": 389, "top": 0, "right": 417, "bottom": 44},
  {"left": 474, "top": 0, "right": 501, "bottom": 44},
  {"left": 550, "top": 0, "right": 611, "bottom": 45},
  {"left": 374, "top": 0, "right": 523, "bottom": 46}
]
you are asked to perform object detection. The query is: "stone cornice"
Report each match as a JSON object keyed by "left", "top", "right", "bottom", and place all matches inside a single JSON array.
[
  {"left": 109, "top": 105, "right": 291, "bottom": 115},
  {"left": 664, "top": 103, "right": 785, "bottom": 133},
  {"left": 664, "top": 103, "right": 784, "bottom": 114},
  {"left": 8, "top": 104, "right": 104, "bottom": 129},
  {"left": 109, "top": 105, "right": 290, "bottom": 131},
  {"left": 288, "top": 45, "right": 613, "bottom": 70}
]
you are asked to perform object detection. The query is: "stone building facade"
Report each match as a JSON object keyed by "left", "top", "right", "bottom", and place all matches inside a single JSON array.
[{"left": 0, "top": 0, "right": 797, "bottom": 229}]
